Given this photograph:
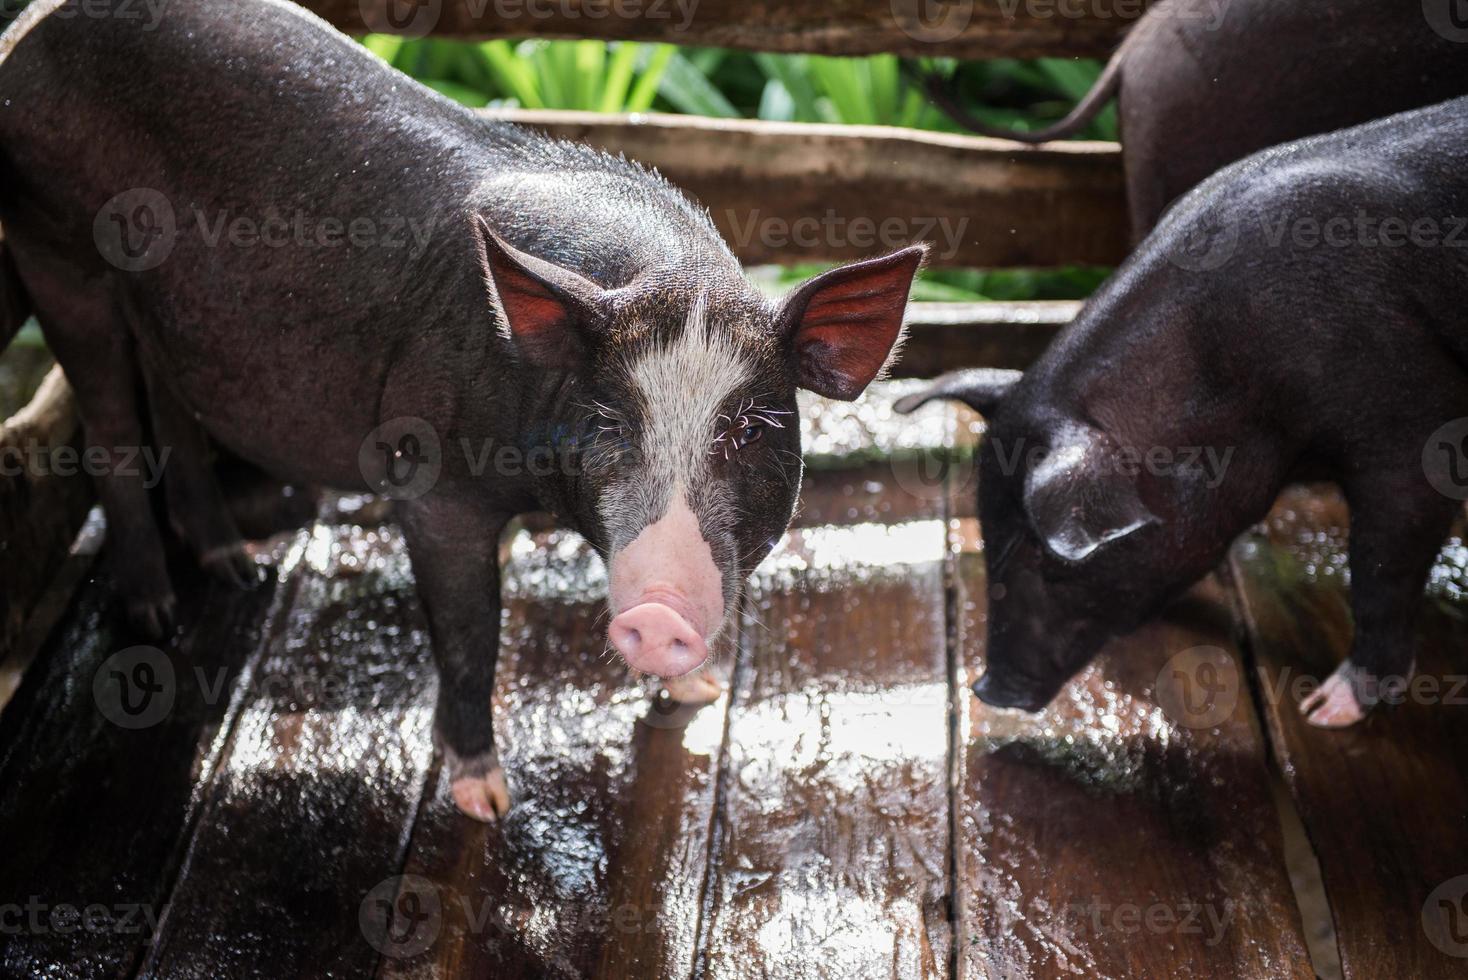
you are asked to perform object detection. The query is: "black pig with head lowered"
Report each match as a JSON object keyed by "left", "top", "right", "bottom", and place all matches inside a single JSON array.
[
  {"left": 0, "top": 0, "right": 924, "bottom": 820},
  {"left": 900, "top": 95, "right": 1468, "bottom": 728}
]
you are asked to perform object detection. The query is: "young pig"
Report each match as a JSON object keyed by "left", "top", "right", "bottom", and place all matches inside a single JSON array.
[
  {"left": 0, "top": 0, "right": 924, "bottom": 819},
  {"left": 926, "top": 0, "right": 1468, "bottom": 238},
  {"left": 899, "top": 95, "right": 1468, "bottom": 728}
]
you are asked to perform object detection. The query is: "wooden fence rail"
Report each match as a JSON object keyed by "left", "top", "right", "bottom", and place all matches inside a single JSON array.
[
  {"left": 480, "top": 109, "right": 1128, "bottom": 268},
  {"left": 304, "top": 0, "right": 1146, "bottom": 59}
]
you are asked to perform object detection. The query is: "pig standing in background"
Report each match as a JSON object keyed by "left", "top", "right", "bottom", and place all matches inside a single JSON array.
[
  {"left": 0, "top": 0, "right": 924, "bottom": 819},
  {"left": 926, "top": 0, "right": 1468, "bottom": 238},
  {"left": 900, "top": 95, "right": 1468, "bottom": 728}
]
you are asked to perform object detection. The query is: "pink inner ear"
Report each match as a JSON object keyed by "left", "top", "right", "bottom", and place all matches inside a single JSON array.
[
  {"left": 790, "top": 247, "right": 923, "bottom": 400},
  {"left": 499, "top": 277, "right": 569, "bottom": 339}
]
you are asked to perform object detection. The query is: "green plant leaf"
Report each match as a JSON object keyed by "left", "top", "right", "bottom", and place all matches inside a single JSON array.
[{"left": 657, "top": 51, "right": 738, "bottom": 117}]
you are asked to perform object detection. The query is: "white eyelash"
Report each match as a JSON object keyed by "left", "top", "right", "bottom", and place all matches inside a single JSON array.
[{"left": 709, "top": 401, "right": 792, "bottom": 459}]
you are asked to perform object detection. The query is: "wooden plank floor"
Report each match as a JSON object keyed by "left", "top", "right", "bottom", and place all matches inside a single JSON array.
[{"left": 2, "top": 384, "right": 1466, "bottom": 978}]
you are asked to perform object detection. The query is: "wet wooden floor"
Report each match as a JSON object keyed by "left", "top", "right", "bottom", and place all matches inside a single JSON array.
[{"left": 3, "top": 382, "right": 1468, "bottom": 979}]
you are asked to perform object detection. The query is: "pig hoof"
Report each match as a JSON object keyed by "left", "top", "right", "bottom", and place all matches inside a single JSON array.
[
  {"left": 444, "top": 747, "right": 511, "bottom": 822},
  {"left": 452, "top": 771, "right": 511, "bottom": 822},
  {"left": 660, "top": 671, "right": 723, "bottom": 706},
  {"left": 201, "top": 544, "right": 261, "bottom": 590},
  {"left": 1300, "top": 669, "right": 1366, "bottom": 728},
  {"left": 124, "top": 593, "right": 178, "bottom": 639}
]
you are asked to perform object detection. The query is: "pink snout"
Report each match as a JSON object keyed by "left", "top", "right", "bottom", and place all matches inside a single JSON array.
[{"left": 608, "top": 599, "right": 707, "bottom": 677}]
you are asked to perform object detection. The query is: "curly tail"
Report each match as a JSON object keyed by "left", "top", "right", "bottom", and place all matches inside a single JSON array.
[
  {"left": 1, "top": 235, "right": 31, "bottom": 351},
  {"left": 917, "top": 50, "right": 1124, "bottom": 145}
]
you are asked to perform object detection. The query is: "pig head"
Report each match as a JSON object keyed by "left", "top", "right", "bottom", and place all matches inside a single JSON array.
[
  {"left": 478, "top": 221, "right": 926, "bottom": 678},
  {"left": 896, "top": 368, "right": 1247, "bottom": 710}
]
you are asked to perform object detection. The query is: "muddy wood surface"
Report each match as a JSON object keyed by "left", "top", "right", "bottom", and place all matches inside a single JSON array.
[{"left": 1, "top": 384, "right": 1465, "bottom": 978}]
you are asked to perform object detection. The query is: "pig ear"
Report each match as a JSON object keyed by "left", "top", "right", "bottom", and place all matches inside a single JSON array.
[
  {"left": 473, "top": 217, "right": 609, "bottom": 367},
  {"left": 1024, "top": 424, "right": 1159, "bottom": 563},
  {"left": 778, "top": 245, "right": 927, "bottom": 400},
  {"left": 893, "top": 368, "right": 1023, "bottom": 416}
]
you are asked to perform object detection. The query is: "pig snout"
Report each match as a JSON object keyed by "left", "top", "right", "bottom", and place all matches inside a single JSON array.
[
  {"left": 973, "top": 669, "right": 1055, "bottom": 713},
  {"left": 607, "top": 495, "right": 724, "bottom": 678}
]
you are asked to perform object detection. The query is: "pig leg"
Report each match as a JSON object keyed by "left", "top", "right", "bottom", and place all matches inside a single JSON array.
[
  {"left": 143, "top": 367, "right": 257, "bottom": 588},
  {"left": 1300, "top": 476, "right": 1458, "bottom": 727},
  {"left": 32, "top": 291, "right": 175, "bottom": 636},
  {"left": 399, "top": 496, "right": 512, "bottom": 821}
]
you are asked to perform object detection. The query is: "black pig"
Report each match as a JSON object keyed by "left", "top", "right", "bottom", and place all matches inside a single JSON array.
[
  {"left": 899, "top": 95, "right": 1468, "bottom": 728},
  {"left": 0, "top": 0, "right": 923, "bottom": 819},
  {"left": 927, "top": 0, "right": 1468, "bottom": 237}
]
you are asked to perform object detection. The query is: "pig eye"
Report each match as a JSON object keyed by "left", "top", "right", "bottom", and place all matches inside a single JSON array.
[{"left": 712, "top": 399, "right": 790, "bottom": 460}]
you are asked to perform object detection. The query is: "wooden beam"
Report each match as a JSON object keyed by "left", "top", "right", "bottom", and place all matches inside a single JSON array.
[
  {"left": 479, "top": 109, "right": 1128, "bottom": 268},
  {"left": 895, "top": 298, "right": 1076, "bottom": 375},
  {"left": 306, "top": 0, "right": 1144, "bottom": 59}
]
